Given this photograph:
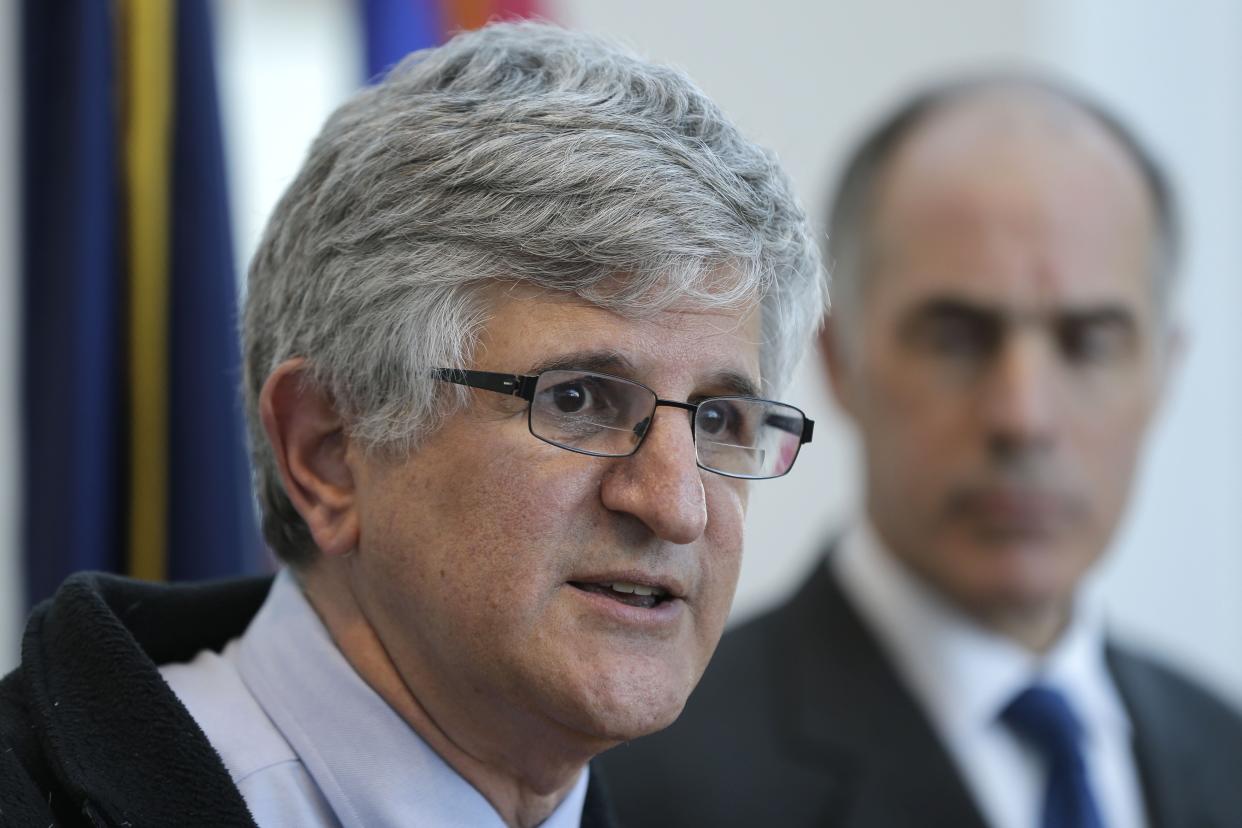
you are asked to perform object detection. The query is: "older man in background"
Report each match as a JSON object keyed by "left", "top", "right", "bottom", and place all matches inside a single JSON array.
[
  {"left": 600, "top": 76, "right": 1242, "bottom": 827},
  {"left": 0, "top": 22, "right": 824, "bottom": 827}
]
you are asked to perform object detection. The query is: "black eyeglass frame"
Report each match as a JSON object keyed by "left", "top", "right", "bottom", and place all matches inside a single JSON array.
[{"left": 432, "top": 367, "right": 814, "bottom": 479}]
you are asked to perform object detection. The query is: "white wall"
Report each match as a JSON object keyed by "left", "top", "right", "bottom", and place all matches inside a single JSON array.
[
  {"left": 1034, "top": 0, "right": 1242, "bottom": 706},
  {"left": 213, "top": 0, "right": 363, "bottom": 285},
  {"left": 1, "top": 0, "right": 22, "bottom": 673}
]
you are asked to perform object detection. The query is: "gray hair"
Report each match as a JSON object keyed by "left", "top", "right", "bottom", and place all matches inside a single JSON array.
[
  {"left": 243, "top": 21, "right": 825, "bottom": 567},
  {"left": 825, "top": 73, "right": 1179, "bottom": 346}
]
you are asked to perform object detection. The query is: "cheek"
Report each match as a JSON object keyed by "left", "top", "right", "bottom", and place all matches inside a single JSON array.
[
  {"left": 697, "top": 482, "right": 747, "bottom": 625},
  {"left": 444, "top": 451, "right": 619, "bottom": 613},
  {"left": 860, "top": 361, "right": 969, "bottom": 496},
  {"left": 1069, "top": 409, "right": 1150, "bottom": 509},
  {"left": 708, "top": 476, "right": 747, "bottom": 543},
  {"left": 360, "top": 446, "right": 556, "bottom": 601},
  {"left": 515, "top": 456, "right": 605, "bottom": 538}
]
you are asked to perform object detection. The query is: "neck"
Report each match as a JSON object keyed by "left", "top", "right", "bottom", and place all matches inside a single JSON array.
[{"left": 298, "top": 561, "right": 590, "bottom": 828}]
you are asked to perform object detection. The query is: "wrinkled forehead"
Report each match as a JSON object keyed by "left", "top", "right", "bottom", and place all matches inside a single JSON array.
[{"left": 474, "top": 283, "right": 764, "bottom": 390}]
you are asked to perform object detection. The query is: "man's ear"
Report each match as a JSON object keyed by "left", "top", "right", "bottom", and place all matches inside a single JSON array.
[
  {"left": 259, "top": 358, "right": 359, "bottom": 558},
  {"left": 819, "top": 316, "right": 858, "bottom": 419}
]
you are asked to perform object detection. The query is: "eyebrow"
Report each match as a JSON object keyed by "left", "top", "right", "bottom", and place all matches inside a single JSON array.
[
  {"left": 700, "top": 370, "right": 762, "bottom": 399},
  {"left": 905, "top": 298, "right": 998, "bottom": 325},
  {"left": 526, "top": 350, "right": 762, "bottom": 399},
  {"left": 528, "top": 350, "right": 635, "bottom": 377},
  {"left": 898, "top": 299, "right": 997, "bottom": 344},
  {"left": 1058, "top": 306, "right": 1137, "bottom": 330},
  {"left": 904, "top": 297, "right": 1138, "bottom": 329}
]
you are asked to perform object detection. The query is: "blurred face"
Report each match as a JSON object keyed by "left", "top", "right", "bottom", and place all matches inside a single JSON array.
[
  {"left": 347, "top": 287, "right": 759, "bottom": 748},
  {"left": 832, "top": 103, "right": 1171, "bottom": 630}
]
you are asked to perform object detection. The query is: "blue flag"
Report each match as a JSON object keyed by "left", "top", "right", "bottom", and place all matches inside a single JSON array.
[{"left": 21, "top": 0, "right": 261, "bottom": 608}]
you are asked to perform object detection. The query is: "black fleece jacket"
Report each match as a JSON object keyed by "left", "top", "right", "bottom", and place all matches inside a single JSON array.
[{"left": 0, "top": 573, "right": 271, "bottom": 826}]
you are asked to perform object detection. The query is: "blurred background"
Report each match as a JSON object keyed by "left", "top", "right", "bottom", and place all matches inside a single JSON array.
[{"left": 2, "top": 0, "right": 1239, "bottom": 707}]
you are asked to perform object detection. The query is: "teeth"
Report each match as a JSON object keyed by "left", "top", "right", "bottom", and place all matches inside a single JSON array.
[{"left": 607, "top": 582, "right": 665, "bottom": 597}]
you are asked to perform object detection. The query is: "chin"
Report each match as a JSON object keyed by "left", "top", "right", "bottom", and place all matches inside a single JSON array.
[
  {"left": 949, "top": 567, "right": 1076, "bottom": 622},
  {"left": 593, "top": 700, "right": 686, "bottom": 744},
  {"left": 567, "top": 665, "right": 695, "bottom": 744}
]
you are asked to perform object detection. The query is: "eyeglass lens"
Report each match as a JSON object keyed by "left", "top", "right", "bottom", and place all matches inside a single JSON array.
[{"left": 529, "top": 370, "right": 805, "bottom": 479}]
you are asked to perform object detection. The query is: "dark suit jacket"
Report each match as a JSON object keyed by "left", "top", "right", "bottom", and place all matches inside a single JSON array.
[{"left": 597, "top": 553, "right": 1242, "bottom": 827}]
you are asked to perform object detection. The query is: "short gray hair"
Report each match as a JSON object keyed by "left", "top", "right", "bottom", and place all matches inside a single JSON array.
[
  {"left": 826, "top": 73, "right": 1179, "bottom": 345},
  {"left": 243, "top": 21, "right": 825, "bottom": 567}
]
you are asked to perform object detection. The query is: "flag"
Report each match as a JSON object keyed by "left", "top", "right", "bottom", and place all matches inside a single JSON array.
[
  {"left": 21, "top": 0, "right": 261, "bottom": 607},
  {"left": 360, "top": 0, "right": 547, "bottom": 80}
]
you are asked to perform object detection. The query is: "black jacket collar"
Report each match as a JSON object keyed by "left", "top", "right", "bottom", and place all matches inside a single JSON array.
[
  {"left": 773, "top": 558, "right": 990, "bottom": 827},
  {"left": 22, "top": 572, "right": 271, "bottom": 826}
]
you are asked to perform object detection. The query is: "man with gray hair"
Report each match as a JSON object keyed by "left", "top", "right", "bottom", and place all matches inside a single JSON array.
[
  {"left": 0, "top": 22, "right": 823, "bottom": 827},
  {"left": 601, "top": 75, "right": 1242, "bottom": 826}
]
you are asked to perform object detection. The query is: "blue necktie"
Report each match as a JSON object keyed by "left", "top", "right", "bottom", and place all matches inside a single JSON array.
[{"left": 1001, "top": 685, "right": 1106, "bottom": 828}]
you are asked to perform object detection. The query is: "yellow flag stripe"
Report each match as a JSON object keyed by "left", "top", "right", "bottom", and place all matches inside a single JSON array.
[{"left": 122, "top": 0, "right": 174, "bottom": 582}]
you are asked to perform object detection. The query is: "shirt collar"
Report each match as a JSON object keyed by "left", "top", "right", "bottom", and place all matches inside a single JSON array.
[
  {"left": 833, "top": 520, "right": 1131, "bottom": 743},
  {"left": 235, "top": 569, "right": 590, "bottom": 828}
]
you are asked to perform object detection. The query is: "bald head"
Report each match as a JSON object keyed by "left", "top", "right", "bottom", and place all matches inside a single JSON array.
[{"left": 827, "top": 78, "right": 1177, "bottom": 345}]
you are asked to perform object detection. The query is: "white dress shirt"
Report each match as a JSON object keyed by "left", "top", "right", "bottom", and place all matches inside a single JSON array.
[
  {"left": 833, "top": 521, "right": 1147, "bottom": 828},
  {"left": 160, "top": 569, "right": 589, "bottom": 828}
]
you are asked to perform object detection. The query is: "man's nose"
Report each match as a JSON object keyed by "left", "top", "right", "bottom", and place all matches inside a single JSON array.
[
  {"left": 598, "top": 408, "right": 708, "bottom": 545},
  {"left": 980, "top": 330, "right": 1059, "bottom": 450}
]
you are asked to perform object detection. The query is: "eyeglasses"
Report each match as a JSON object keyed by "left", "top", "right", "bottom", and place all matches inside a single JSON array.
[{"left": 433, "top": 367, "right": 813, "bottom": 479}]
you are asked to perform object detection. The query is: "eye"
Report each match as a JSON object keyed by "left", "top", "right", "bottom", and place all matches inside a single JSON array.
[
  {"left": 551, "top": 381, "right": 589, "bottom": 413},
  {"left": 1058, "top": 316, "right": 1134, "bottom": 365},
  {"left": 901, "top": 303, "right": 1004, "bottom": 366},
  {"left": 697, "top": 400, "right": 739, "bottom": 437},
  {"left": 921, "top": 315, "right": 1000, "bottom": 358}
]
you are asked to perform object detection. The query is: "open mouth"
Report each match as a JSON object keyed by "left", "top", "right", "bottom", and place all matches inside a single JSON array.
[{"left": 569, "top": 580, "right": 672, "bottom": 610}]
